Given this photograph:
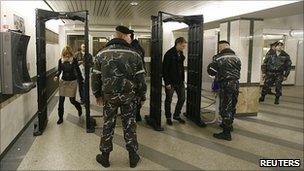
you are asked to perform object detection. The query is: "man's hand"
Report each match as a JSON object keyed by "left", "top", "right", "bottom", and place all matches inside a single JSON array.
[
  {"left": 165, "top": 85, "right": 172, "bottom": 90},
  {"left": 96, "top": 98, "right": 103, "bottom": 106},
  {"left": 53, "top": 76, "right": 58, "bottom": 81},
  {"left": 283, "top": 76, "right": 287, "bottom": 81},
  {"left": 262, "top": 74, "right": 266, "bottom": 81}
]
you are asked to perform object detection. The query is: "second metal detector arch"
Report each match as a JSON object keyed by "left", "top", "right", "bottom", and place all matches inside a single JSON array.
[
  {"left": 146, "top": 11, "right": 205, "bottom": 131},
  {"left": 34, "top": 9, "right": 95, "bottom": 136}
]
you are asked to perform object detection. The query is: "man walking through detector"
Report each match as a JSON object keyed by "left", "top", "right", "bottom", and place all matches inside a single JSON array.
[{"left": 162, "top": 37, "right": 187, "bottom": 126}]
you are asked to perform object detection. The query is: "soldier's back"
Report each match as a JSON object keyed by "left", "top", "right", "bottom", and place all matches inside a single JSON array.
[{"left": 96, "top": 45, "right": 141, "bottom": 101}]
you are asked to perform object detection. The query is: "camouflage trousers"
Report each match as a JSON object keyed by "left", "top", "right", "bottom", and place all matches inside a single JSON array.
[
  {"left": 100, "top": 96, "right": 138, "bottom": 153},
  {"left": 261, "top": 72, "right": 284, "bottom": 97},
  {"left": 219, "top": 80, "right": 239, "bottom": 132}
]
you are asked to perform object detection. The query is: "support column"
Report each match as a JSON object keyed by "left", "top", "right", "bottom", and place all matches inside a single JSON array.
[{"left": 220, "top": 18, "right": 263, "bottom": 116}]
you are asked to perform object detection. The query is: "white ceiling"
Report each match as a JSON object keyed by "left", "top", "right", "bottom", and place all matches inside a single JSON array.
[
  {"left": 46, "top": 0, "right": 208, "bottom": 27},
  {"left": 45, "top": 0, "right": 302, "bottom": 31}
]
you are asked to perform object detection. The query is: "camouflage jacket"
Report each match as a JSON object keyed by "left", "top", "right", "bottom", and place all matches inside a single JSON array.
[
  {"left": 91, "top": 38, "right": 147, "bottom": 101},
  {"left": 261, "top": 50, "right": 292, "bottom": 77},
  {"left": 207, "top": 48, "right": 241, "bottom": 82}
]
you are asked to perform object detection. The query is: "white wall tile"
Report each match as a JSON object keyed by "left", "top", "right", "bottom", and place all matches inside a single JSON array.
[
  {"left": 219, "top": 22, "right": 227, "bottom": 41},
  {"left": 251, "top": 21, "right": 263, "bottom": 83}
]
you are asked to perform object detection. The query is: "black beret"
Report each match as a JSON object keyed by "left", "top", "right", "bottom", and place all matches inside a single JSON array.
[
  {"left": 116, "top": 25, "right": 132, "bottom": 34},
  {"left": 218, "top": 40, "right": 230, "bottom": 45},
  {"left": 270, "top": 41, "right": 278, "bottom": 46},
  {"left": 275, "top": 41, "right": 284, "bottom": 47}
]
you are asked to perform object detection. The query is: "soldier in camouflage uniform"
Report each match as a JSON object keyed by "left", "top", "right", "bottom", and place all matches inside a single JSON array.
[
  {"left": 207, "top": 40, "right": 241, "bottom": 141},
  {"left": 92, "top": 26, "right": 147, "bottom": 168},
  {"left": 259, "top": 41, "right": 292, "bottom": 104}
]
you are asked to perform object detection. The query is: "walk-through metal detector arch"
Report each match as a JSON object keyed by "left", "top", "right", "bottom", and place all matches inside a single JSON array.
[
  {"left": 34, "top": 9, "right": 95, "bottom": 136},
  {"left": 145, "top": 11, "right": 205, "bottom": 131}
]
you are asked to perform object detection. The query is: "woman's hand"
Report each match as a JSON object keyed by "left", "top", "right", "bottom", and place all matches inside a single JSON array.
[
  {"left": 262, "top": 74, "right": 266, "bottom": 81},
  {"left": 283, "top": 76, "right": 287, "bottom": 81},
  {"left": 53, "top": 76, "right": 58, "bottom": 81},
  {"left": 165, "top": 85, "right": 172, "bottom": 90}
]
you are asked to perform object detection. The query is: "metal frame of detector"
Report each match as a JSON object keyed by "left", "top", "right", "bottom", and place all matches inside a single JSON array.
[
  {"left": 34, "top": 9, "right": 95, "bottom": 136},
  {"left": 145, "top": 11, "right": 205, "bottom": 131}
]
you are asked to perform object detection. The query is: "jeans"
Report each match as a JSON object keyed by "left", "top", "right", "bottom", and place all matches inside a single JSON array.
[{"left": 164, "top": 83, "right": 185, "bottom": 119}]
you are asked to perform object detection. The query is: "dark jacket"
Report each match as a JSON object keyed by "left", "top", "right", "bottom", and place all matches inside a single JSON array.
[
  {"left": 162, "top": 47, "right": 185, "bottom": 85},
  {"left": 207, "top": 48, "right": 241, "bottom": 82},
  {"left": 74, "top": 51, "right": 94, "bottom": 67},
  {"left": 91, "top": 38, "right": 147, "bottom": 101},
  {"left": 261, "top": 50, "right": 292, "bottom": 77},
  {"left": 131, "top": 39, "right": 146, "bottom": 70},
  {"left": 55, "top": 58, "right": 83, "bottom": 81}
]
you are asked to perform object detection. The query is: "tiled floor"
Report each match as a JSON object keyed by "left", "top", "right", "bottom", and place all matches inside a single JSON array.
[{"left": 1, "top": 86, "right": 303, "bottom": 170}]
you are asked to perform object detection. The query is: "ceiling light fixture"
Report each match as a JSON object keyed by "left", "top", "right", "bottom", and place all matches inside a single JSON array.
[{"left": 130, "top": 1, "right": 138, "bottom": 6}]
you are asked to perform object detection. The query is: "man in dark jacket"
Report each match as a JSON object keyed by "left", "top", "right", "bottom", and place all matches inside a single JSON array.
[
  {"left": 162, "top": 37, "right": 187, "bottom": 125},
  {"left": 130, "top": 30, "right": 146, "bottom": 122},
  {"left": 207, "top": 40, "right": 241, "bottom": 141},
  {"left": 259, "top": 41, "right": 292, "bottom": 104},
  {"left": 130, "top": 30, "right": 146, "bottom": 70},
  {"left": 74, "top": 44, "right": 93, "bottom": 104},
  {"left": 92, "top": 25, "right": 146, "bottom": 168}
]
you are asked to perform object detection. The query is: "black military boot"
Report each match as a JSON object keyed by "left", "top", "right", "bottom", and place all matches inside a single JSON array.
[
  {"left": 96, "top": 152, "right": 110, "bottom": 168},
  {"left": 259, "top": 95, "right": 265, "bottom": 102},
  {"left": 274, "top": 97, "right": 280, "bottom": 105},
  {"left": 166, "top": 119, "right": 173, "bottom": 125},
  {"left": 220, "top": 123, "right": 233, "bottom": 132},
  {"left": 57, "top": 108, "right": 64, "bottom": 125},
  {"left": 129, "top": 151, "right": 140, "bottom": 168},
  {"left": 213, "top": 129, "right": 232, "bottom": 141}
]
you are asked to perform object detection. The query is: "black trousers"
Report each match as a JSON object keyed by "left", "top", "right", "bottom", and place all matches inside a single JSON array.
[
  {"left": 219, "top": 80, "right": 239, "bottom": 132},
  {"left": 78, "top": 81, "right": 84, "bottom": 102},
  {"left": 165, "top": 83, "right": 185, "bottom": 119},
  {"left": 58, "top": 96, "right": 82, "bottom": 118}
]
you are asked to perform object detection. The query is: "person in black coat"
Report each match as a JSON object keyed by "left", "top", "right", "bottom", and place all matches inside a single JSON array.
[
  {"left": 74, "top": 43, "right": 93, "bottom": 104},
  {"left": 162, "top": 37, "right": 187, "bottom": 125},
  {"left": 130, "top": 30, "right": 146, "bottom": 122}
]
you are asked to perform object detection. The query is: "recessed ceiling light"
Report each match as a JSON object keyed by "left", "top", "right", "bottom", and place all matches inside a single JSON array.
[{"left": 130, "top": 1, "right": 138, "bottom": 6}]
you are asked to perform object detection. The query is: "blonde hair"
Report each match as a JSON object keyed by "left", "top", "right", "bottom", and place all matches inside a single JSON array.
[{"left": 61, "top": 46, "right": 74, "bottom": 59}]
